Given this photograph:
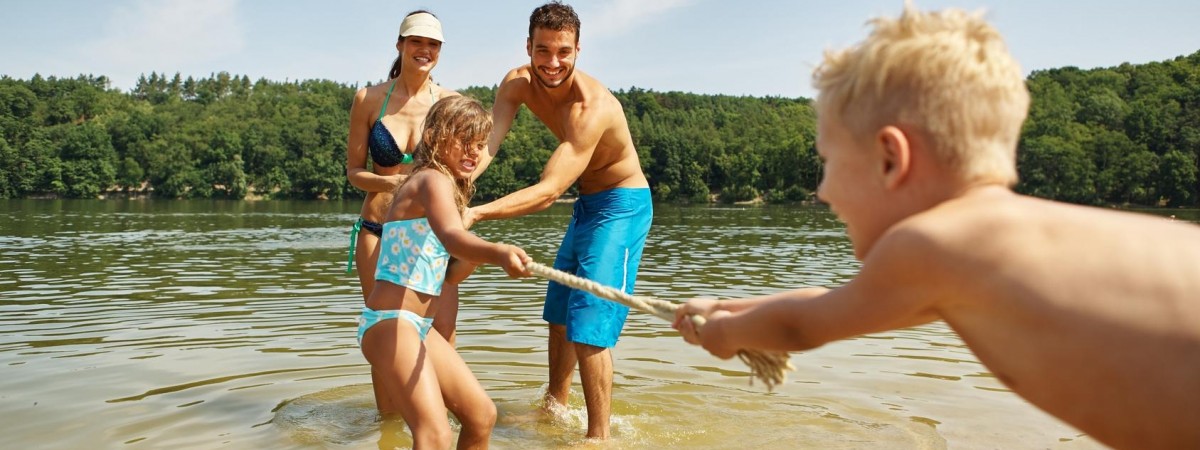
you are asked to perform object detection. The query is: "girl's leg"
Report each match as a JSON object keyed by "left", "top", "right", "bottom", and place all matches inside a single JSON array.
[
  {"left": 425, "top": 332, "right": 496, "bottom": 450},
  {"left": 371, "top": 369, "right": 395, "bottom": 415},
  {"left": 362, "top": 318, "right": 453, "bottom": 449}
]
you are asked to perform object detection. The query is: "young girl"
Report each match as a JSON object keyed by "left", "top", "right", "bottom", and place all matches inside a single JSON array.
[{"left": 359, "top": 95, "right": 530, "bottom": 449}]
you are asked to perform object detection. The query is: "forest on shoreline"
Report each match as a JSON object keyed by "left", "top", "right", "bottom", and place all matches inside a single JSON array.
[{"left": 1, "top": 50, "right": 1198, "bottom": 206}]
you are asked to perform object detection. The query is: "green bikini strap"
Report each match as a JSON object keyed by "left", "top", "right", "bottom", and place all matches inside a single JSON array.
[
  {"left": 346, "top": 218, "right": 363, "bottom": 273},
  {"left": 378, "top": 80, "right": 396, "bottom": 121}
]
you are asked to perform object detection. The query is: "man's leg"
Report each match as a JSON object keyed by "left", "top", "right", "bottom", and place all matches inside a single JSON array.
[
  {"left": 559, "top": 188, "right": 651, "bottom": 439},
  {"left": 546, "top": 323, "right": 576, "bottom": 409},
  {"left": 576, "top": 342, "right": 613, "bottom": 439},
  {"left": 545, "top": 206, "right": 580, "bottom": 411}
]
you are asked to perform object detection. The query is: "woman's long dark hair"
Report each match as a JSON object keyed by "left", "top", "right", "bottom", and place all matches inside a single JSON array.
[{"left": 389, "top": 10, "right": 437, "bottom": 79}]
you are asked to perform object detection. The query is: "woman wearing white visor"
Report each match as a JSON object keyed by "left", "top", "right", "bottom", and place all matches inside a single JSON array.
[{"left": 344, "top": 11, "right": 493, "bottom": 449}]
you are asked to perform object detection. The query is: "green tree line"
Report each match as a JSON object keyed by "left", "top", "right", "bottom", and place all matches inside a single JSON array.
[
  {"left": 1019, "top": 51, "right": 1200, "bottom": 206},
  {"left": 2, "top": 50, "right": 1198, "bottom": 205}
]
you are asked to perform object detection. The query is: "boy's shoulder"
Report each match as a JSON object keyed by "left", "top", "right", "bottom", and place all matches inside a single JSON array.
[{"left": 874, "top": 189, "right": 1033, "bottom": 264}]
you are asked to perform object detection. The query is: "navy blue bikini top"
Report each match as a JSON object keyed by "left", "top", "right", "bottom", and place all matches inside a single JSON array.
[{"left": 368, "top": 80, "right": 437, "bottom": 167}]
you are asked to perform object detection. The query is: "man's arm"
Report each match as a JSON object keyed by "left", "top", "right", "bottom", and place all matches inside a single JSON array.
[
  {"left": 467, "top": 105, "right": 605, "bottom": 224},
  {"left": 472, "top": 73, "right": 524, "bottom": 182}
]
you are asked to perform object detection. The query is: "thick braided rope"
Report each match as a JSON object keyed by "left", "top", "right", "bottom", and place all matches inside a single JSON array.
[{"left": 526, "top": 261, "right": 795, "bottom": 391}]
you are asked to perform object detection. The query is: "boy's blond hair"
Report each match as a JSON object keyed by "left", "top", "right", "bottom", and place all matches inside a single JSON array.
[{"left": 813, "top": 2, "right": 1030, "bottom": 186}]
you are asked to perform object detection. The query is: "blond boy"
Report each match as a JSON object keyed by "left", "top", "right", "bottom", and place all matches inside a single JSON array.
[{"left": 673, "top": 4, "right": 1200, "bottom": 450}]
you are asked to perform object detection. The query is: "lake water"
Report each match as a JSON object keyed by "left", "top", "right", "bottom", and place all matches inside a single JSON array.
[{"left": 6, "top": 199, "right": 1183, "bottom": 449}]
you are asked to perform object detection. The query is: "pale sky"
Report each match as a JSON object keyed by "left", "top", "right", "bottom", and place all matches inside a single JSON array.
[{"left": 2, "top": 0, "right": 1198, "bottom": 99}]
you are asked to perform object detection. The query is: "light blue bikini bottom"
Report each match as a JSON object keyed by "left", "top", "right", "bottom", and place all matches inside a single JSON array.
[{"left": 357, "top": 307, "right": 433, "bottom": 345}]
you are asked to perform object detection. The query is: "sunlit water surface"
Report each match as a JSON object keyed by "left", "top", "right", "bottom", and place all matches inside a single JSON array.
[{"left": 6, "top": 200, "right": 1180, "bottom": 448}]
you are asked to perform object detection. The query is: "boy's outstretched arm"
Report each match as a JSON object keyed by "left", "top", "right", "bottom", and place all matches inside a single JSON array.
[
  {"left": 676, "top": 231, "right": 943, "bottom": 358},
  {"left": 674, "top": 288, "right": 828, "bottom": 359}
]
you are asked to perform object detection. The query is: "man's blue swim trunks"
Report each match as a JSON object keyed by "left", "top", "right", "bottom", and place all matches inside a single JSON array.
[{"left": 543, "top": 187, "right": 652, "bottom": 348}]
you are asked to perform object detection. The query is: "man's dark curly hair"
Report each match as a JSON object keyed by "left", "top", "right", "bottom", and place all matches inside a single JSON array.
[{"left": 528, "top": 1, "right": 580, "bottom": 42}]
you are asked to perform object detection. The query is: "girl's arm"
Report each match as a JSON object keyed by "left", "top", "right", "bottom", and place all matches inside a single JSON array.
[{"left": 419, "top": 172, "right": 529, "bottom": 278}]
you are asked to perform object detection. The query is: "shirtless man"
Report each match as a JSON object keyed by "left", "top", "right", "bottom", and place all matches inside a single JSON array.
[
  {"left": 673, "top": 5, "right": 1200, "bottom": 450},
  {"left": 465, "top": 1, "right": 651, "bottom": 440}
]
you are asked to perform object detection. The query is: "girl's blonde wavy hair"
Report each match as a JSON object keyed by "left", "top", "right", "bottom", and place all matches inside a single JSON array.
[
  {"left": 813, "top": 1, "right": 1030, "bottom": 186},
  {"left": 405, "top": 96, "right": 492, "bottom": 212}
]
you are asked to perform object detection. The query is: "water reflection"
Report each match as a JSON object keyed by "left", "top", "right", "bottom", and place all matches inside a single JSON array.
[{"left": 0, "top": 199, "right": 1145, "bottom": 448}]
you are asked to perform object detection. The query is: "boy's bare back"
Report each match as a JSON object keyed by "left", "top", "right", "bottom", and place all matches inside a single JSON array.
[{"left": 880, "top": 187, "right": 1200, "bottom": 449}]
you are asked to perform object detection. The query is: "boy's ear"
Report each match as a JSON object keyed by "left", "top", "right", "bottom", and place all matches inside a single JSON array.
[
  {"left": 526, "top": 38, "right": 532, "bottom": 57},
  {"left": 878, "top": 125, "right": 911, "bottom": 189}
]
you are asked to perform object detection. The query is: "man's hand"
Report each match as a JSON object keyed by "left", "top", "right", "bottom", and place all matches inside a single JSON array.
[{"left": 462, "top": 207, "right": 479, "bottom": 230}]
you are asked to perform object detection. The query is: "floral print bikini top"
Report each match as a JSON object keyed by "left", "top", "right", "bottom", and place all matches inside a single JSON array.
[{"left": 374, "top": 218, "right": 449, "bottom": 296}]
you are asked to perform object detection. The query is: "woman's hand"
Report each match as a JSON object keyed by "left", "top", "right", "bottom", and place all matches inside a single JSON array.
[{"left": 381, "top": 173, "right": 407, "bottom": 192}]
